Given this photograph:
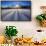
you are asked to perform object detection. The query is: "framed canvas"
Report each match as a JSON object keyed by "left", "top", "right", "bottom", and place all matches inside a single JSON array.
[{"left": 1, "top": 1, "right": 31, "bottom": 21}]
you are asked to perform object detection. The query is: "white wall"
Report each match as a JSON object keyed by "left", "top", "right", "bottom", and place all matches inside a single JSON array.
[{"left": 0, "top": 0, "right": 46, "bottom": 41}]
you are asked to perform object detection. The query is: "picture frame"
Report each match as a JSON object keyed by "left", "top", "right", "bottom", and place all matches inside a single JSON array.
[{"left": 1, "top": 1, "right": 31, "bottom": 21}]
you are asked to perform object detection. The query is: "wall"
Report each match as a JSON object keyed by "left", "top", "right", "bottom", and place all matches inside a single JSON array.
[{"left": 0, "top": 0, "right": 46, "bottom": 41}]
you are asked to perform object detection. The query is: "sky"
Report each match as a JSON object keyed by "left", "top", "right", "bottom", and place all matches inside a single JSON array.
[
  {"left": 0, "top": 2, "right": 1, "bottom": 7},
  {"left": 1, "top": 1, "right": 31, "bottom": 7}
]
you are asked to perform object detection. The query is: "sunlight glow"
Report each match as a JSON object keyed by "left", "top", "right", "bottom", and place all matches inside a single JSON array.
[{"left": 15, "top": 4, "right": 20, "bottom": 8}]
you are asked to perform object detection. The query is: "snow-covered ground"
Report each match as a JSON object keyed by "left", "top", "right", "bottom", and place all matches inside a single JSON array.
[{"left": 1, "top": 9, "right": 31, "bottom": 21}]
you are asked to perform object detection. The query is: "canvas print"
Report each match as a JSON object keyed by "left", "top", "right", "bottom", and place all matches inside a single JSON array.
[{"left": 1, "top": 1, "right": 31, "bottom": 21}]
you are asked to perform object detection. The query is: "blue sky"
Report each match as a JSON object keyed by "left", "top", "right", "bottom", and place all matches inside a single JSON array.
[
  {"left": 1, "top": 1, "right": 31, "bottom": 7},
  {"left": 0, "top": 2, "right": 1, "bottom": 6}
]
